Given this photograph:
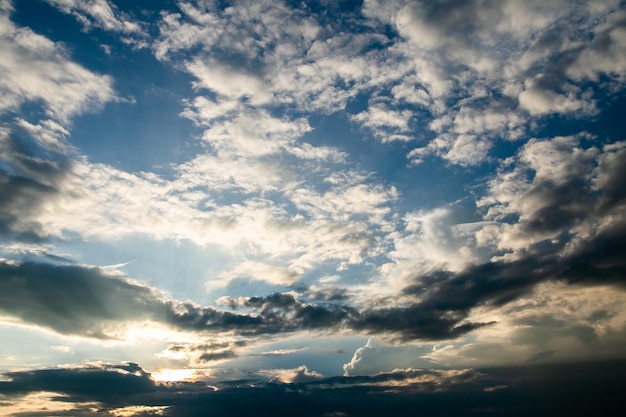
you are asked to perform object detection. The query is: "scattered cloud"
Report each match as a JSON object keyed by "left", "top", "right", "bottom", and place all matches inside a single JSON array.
[
  {"left": 45, "top": 0, "right": 143, "bottom": 35},
  {"left": 1, "top": 0, "right": 626, "bottom": 414},
  {"left": 0, "top": 3, "right": 115, "bottom": 123}
]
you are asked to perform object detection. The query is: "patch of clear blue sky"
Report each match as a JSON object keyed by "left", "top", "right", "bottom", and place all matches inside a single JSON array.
[{"left": 57, "top": 235, "right": 229, "bottom": 304}]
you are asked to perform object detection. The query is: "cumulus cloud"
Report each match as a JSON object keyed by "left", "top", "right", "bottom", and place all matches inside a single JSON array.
[
  {"left": 262, "top": 365, "right": 324, "bottom": 384},
  {"left": 343, "top": 337, "right": 375, "bottom": 376},
  {"left": 478, "top": 136, "right": 626, "bottom": 252},
  {"left": 358, "top": 0, "right": 626, "bottom": 165}
]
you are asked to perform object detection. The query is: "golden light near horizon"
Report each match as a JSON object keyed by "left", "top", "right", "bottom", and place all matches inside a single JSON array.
[{"left": 151, "top": 368, "right": 198, "bottom": 382}]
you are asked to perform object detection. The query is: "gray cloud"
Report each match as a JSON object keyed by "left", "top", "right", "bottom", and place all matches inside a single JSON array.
[
  {"left": 198, "top": 350, "right": 237, "bottom": 362},
  {"left": 2, "top": 360, "right": 626, "bottom": 416},
  {"left": 0, "top": 363, "right": 156, "bottom": 402},
  {"left": 0, "top": 129, "right": 73, "bottom": 242},
  {"left": 0, "top": 170, "right": 56, "bottom": 242},
  {"left": 0, "top": 260, "right": 357, "bottom": 339}
]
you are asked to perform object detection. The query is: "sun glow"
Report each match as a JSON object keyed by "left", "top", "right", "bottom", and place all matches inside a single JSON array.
[{"left": 151, "top": 368, "right": 197, "bottom": 382}]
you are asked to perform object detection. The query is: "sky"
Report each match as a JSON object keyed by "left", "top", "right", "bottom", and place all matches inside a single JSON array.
[{"left": 1, "top": 0, "right": 626, "bottom": 415}]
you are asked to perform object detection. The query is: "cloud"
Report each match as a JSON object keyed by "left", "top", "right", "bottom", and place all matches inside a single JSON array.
[
  {"left": 0, "top": 256, "right": 537, "bottom": 344},
  {"left": 0, "top": 363, "right": 156, "bottom": 402},
  {"left": 2, "top": 2, "right": 626, "bottom": 394},
  {"left": 0, "top": 3, "right": 115, "bottom": 123},
  {"left": 422, "top": 279, "right": 626, "bottom": 367},
  {"left": 0, "top": 260, "right": 356, "bottom": 339},
  {"left": 262, "top": 365, "right": 324, "bottom": 384},
  {"left": 351, "top": 102, "right": 414, "bottom": 142},
  {"left": 213, "top": 261, "right": 301, "bottom": 289},
  {"left": 158, "top": 339, "right": 246, "bottom": 365},
  {"left": 186, "top": 59, "right": 271, "bottom": 105},
  {"left": 355, "top": 134, "right": 626, "bottom": 341},
  {"left": 478, "top": 136, "right": 626, "bottom": 251},
  {"left": 358, "top": 0, "right": 626, "bottom": 165},
  {"left": 45, "top": 0, "right": 143, "bottom": 35},
  {"left": 1, "top": 119, "right": 394, "bottom": 284},
  {"left": 3, "top": 360, "right": 625, "bottom": 416},
  {"left": 216, "top": 291, "right": 356, "bottom": 331},
  {"left": 3, "top": 129, "right": 626, "bottom": 344},
  {"left": 0, "top": 169, "right": 58, "bottom": 242},
  {"left": 343, "top": 337, "right": 375, "bottom": 376}
]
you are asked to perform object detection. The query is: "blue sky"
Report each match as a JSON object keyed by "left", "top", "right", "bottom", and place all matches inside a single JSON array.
[{"left": 1, "top": 0, "right": 626, "bottom": 415}]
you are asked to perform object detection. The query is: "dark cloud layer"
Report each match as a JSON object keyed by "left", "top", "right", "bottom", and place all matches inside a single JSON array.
[
  {"left": 0, "top": 261, "right": 355, "bottom": 338},
  {"left": 373, "top": 221, "right": 626, "bottom": 341},
  {"left": 1, "top": 360, "right": 625, "bottom": 417},
  {"left": 0, "top": 261, "right": 273, "bottom": 338}
]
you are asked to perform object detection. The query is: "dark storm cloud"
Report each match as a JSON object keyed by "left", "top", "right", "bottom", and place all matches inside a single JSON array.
[
  {"left": 221, "top": 292, "right": 356, "bottom": 331},
  {"left": 0, "top": 260, "right": 355, "bottom": 338},
  {"left": 2, "top": 360, "right": 625, "bottom": 417},
  {"left": 1, "top": 257, "right": 485, "bottom": 341}
]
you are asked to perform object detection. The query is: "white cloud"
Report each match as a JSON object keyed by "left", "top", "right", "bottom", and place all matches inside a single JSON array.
[
  {"left": 517, "top": 79, "right": 595, "bottom": 116},
  {"left": 0, "top": 7, "right": 115, "bottom": 123},
  {"left": 343, "top": 337, "right": 375, "bottom": 376},
  {"left": 14, "top": 119, "right": 71, "bottom": 152},
  {"left": 361, "top": 0, "right": 623, "bottom": 164},
  {"left": 566, "top": 9, "right": 626, "bottom": 84},
  {"left": 289, "top": 181, "right": 396, "bottom": 225},
  {"left": 351, "top": 102, "right": 413, "bottom": 142},
  {"left": 198, "top": 109, "right": 312, "bottom": 158},
  {"left": 186, "top": 59, "right": 272, "bottom": 105},
  {"left": 408, "top": 133, "right": 492, "bottom": 166},
  {"left": 212, "top": 261, "right": 300, "bottom": 289},
  {"left": 441, "top": 134, "right": 492, "bottom": 166},
  {"left": 153, "top": 0, "right": 626, "bottom": 175},
  {"left": 373, "top": 206, "right": 484, "bottom": 297},
  {"left": 261, "top": 365, "right": 324, "bottom": 384},
  {"left": 46, "top": 0, "right": 142, "bottom": 34}
]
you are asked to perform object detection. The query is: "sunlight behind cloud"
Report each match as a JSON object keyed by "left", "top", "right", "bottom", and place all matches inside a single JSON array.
[{"left": 151, "top": 368, "right": 198, "bottom": 382}]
